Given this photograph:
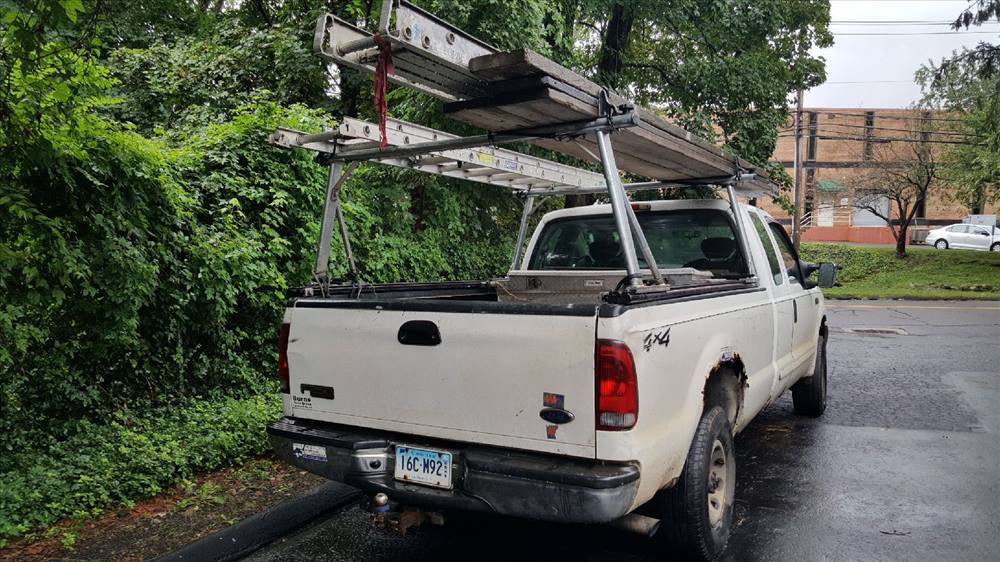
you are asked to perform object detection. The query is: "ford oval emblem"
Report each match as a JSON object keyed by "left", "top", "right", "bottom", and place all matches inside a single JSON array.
[{"left": 539, "top": 408, "right": 575, "bottom": 424}]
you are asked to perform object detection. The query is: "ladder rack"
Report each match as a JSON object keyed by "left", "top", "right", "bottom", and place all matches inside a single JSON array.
[
  {"left": 314, "top": 1, "right": 776, "bottom": 194},
  {"left": 278, "top": 0, "right": 777, "bottom": 296},
  {"left": 271, "top": 116, "right": 772, "bottom": 198}
]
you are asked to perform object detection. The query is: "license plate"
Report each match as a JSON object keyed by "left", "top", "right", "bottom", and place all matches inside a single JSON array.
[{"left": 394, "top": 445, "right": 453, "bottom": 489}]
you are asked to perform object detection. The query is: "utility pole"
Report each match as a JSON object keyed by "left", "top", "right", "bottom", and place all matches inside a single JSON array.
[{"left": 791, "top": 88, "right": 804, "bottom": 249}]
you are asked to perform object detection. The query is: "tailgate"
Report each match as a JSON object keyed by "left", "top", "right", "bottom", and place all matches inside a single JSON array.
[{"left": 286, "top": 301, "right": 598, "bottom": 458}]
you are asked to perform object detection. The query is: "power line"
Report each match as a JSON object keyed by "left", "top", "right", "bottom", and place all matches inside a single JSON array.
[
  {"left": 805, "top": 110, "right": 970, "bottom": 124},
  {"left": 775, "top": 133, "right": 980, "bottom": 146},
  {"left": 785, "top": 119, "right": 974, "bottom": 134},
  {"left": 783, "top": 122, "right": 979, "bottom": 137},
  {"left": 830, "top": 20, "right": 1000, "bottom": 26},
  {"left": 823, "top": 80, "right": 913, "bottom": 84},
  {"left": 832, "top": 30, "right": 999, "bottom": 36},
  {"left": 817, "top": 135, "right": 978, "bottom": 146}
]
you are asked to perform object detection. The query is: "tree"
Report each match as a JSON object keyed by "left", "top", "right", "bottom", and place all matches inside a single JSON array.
[
  {"left": 547, "top": 1, "right": 831, "bottom": 207},
  {"left": 917, "top": 0, "right": 1000, "bottom": 216},
  {"left": 557, "top": 0, "right": 831, "bottom": 167},
  {"left": 847, "top": 116, "right": 940, "bottom": 258},
  {"left": 940, "top": 0, "right": 1000, "bottom": 80},
  {"left": 918, "top": 72, "right": 999, "bottom": 214}
]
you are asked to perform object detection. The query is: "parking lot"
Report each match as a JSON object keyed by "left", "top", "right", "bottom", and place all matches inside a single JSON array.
[{"left": 247, "top": 301, "right": 1000, "bottom": 562}]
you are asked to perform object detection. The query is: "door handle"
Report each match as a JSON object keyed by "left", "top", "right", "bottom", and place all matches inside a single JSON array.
[
  {"left": 398, "top": 320, "right": 442, "bottom": 346},
  {"left": 300, "top": 384, "right": 335, "bottom": 400}
]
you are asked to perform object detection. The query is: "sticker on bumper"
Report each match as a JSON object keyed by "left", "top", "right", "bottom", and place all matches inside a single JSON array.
[{"left": 293, "top": 443, "right": 327, "bottom": 462}]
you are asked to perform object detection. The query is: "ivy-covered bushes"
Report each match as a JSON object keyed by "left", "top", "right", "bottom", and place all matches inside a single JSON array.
[
  {"left": 1, "top": 38, "right": 523, "bottom": 545},
  {"left": 1, "top": 99, "right": 523, "bottom": 544},
  {"left": 1, "top": 103, "right": 326, "bottom": 432},
  {"left": 0, "top": 395, "right": 281, "bottom": 545},
  {"left": 0, "top": 1, "right": 526, "bottom": 545}
]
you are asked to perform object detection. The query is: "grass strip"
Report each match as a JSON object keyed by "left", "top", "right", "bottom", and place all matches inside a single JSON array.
[{"left": 800, "top": 243, "right": 1000, "bottom": 300}]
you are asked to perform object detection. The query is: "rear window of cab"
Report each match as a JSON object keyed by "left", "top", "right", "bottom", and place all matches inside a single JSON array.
[{"left": 527, "top": 209, "right": 748, "bottom": 278}]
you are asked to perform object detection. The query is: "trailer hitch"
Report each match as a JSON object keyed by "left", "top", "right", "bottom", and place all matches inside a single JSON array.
[{"left": 368, "top": 493, "right": 445, "bottom": 536}]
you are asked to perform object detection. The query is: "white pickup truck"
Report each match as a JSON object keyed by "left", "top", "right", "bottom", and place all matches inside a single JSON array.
[{"left": 268, "top": 198, "right": 834, "bottom": 559}]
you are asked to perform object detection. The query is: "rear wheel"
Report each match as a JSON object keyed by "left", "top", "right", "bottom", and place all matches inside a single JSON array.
[
  {"left": 658, "top": 406, "right": 735, "bottom": 561},
  {"left": 792, "top": 333, "right": 827, "bottom": 416},
  {"left": 934, "top": 239, "right": 948, "bottom": 250}
]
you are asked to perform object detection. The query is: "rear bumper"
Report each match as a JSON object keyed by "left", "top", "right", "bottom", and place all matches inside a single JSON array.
[{"left": 267, "top": 417, "right": 639, "bottom": 524}]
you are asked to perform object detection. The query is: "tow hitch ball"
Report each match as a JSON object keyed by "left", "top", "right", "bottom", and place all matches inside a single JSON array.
[
  {"left": 371, "top": 493, "right": 392, "bottom": 528},
  {"left": 368, "top": 493, "right": 445, "bottom": 536}
]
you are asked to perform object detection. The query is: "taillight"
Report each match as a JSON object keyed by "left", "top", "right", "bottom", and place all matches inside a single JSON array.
[
  {"left": 596, "top": 339, "right": 638, "bottom": 430},
  {"left": 278, "top": 323, "right": 290, "bottom": 394}
]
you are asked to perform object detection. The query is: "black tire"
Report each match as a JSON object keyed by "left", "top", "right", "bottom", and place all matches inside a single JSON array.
[
  {"left": 792, "top": 333, "right": 827, "bottom": 416},
  {"left": 991, "top": 243, "right": 999, "bottom": 252},
  {"left": 934, "top": 239, "right": 948, "bottom": 250},
  {"left": 658, "top": 406, "right": 735, "bottom": 561}
]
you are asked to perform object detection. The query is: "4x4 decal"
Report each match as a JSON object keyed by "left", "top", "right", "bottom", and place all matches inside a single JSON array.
[{"left": 643, "top": 328, "right": 671, "bottom": 352}]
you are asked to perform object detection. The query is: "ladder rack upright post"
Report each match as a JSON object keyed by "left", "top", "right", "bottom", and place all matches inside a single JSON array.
[
  {"left": 510, "top": 195, "right": 536, "bottom": 271},
  {"left": 595, "top": 130, "right": 643, "bottom": 288},
  {"left": 314, "top": 162, "right": 358, "bottom": 286},
  {"left": 725, "top": 183, "right": 757, "bottom": 281}
]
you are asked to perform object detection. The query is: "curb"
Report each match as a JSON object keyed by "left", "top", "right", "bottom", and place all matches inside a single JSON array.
[{"left": 152, "top": 482, "right": 361, "bottom": 562}]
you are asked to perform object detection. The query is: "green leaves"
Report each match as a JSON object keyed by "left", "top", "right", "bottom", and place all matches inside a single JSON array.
[
  {"left": 919, "top": 58, "right": 1000, "bottom": 213},
  {"left": 58, "top": 0, "right": 83, "bottom": 22},
  {"left": 555, "top": 0, "right": 831, "bottom": 171},
  {"left": 0, "top": 395, "right": 282, "bottom": 547}
]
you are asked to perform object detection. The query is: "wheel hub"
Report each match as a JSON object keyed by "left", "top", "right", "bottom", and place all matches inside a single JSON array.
[{"left": 706, "top": 439, "right": 731, "bottom": 527}]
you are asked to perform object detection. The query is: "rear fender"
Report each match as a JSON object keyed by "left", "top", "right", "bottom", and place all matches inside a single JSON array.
[{"left": 691, "top": 335, "right": 746, "bottom": 426}]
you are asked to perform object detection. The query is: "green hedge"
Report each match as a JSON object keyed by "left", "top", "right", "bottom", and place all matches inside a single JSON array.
[
  {"left": 1, "top": 103, "right": 330, "bottom": 433},
  {"left": 800, "top": 243, "right": 1000, "bottom": 299},
  {"left": 799, "top": 243, "right": 900, "bottom": 283},
  {"left": 0, "top": 395, "right": 281, "bottom": 546}
]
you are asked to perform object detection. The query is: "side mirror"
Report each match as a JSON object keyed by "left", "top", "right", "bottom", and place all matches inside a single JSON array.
[
  {"left": 817, "top": 262, "right": 838, "bottom": 288},
  {"left": 800, "top": 261, "right": 820, "bottom": 278}
]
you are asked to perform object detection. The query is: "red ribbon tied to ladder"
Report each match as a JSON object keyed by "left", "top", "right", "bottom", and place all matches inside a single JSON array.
[{"left": 372, "top": 33, "right": 395, "bottom": 149}]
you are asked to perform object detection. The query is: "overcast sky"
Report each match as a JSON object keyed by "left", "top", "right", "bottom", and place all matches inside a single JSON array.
[{"left": 806, "top": 0, "right": 1000, "bottom": 108}]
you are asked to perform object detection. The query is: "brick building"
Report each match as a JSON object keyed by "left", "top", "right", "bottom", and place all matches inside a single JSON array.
[{"left": 757, "top": 108, "right": 998, "bottom": 244}]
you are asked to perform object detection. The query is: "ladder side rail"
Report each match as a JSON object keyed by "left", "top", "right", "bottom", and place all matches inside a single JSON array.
[
  {"left": 314, "top": 14, "right": 462, "bottom": 101},
  {"left": 332, "top": 113, "right": 638, "bottom": 163},
  {"left": 392, "top": 1, "right": 496, "bottom": 72},
  {"left": 271, "top": 123, "right": 607, "bottom": 191},
  {"left": 342, "top": 117, "right": 607, "bottom": 189}
]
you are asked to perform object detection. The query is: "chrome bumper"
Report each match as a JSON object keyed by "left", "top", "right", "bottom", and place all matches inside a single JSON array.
[{"left": 267, "top": 417, "right": 639, "bottom": 524}]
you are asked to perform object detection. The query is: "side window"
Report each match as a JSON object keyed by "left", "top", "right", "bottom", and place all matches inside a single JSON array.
[
  {"left": 768, "top": 223, "right": 802, "bottom": 285},
  {"left": 750, "top": 213, "right": 783, "bottom": 286},
  {"left": 952, "top": 225, "right": 968, "bottom": 233},
  {"left": 972, "top": 226, "right": 989, "bottom": 236}
]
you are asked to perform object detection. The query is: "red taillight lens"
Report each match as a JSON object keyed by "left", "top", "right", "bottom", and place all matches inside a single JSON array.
[
  {"left": 278, "top": 323, "right": 290, "bottom": 394},
  {"left": 596, "top": 339, "right": 638, "bottom": 430}
]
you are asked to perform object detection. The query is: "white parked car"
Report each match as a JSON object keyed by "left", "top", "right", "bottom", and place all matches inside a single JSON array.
[{"left": 926, "top": 223, "right": 1000, "bottom": 251}]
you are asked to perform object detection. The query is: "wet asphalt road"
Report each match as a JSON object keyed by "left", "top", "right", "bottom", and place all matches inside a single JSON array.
[{"left": 247, "top": 301, "right": 1000, "bottom": 562}]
